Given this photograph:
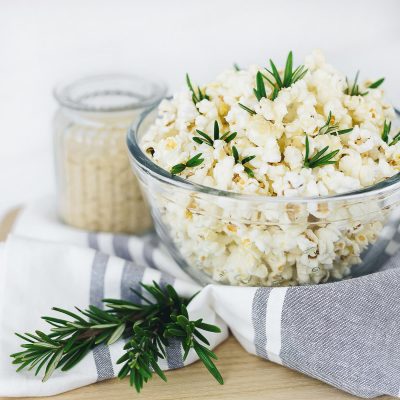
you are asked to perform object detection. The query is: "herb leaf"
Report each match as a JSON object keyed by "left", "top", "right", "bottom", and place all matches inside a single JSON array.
[
  {"left": 12, "top": 282, "right": 223, "bottom": 393},
  {"left": 304, "top": 135, "right": 339, "bottom": 168},
  {"left": 318, "top": 111, "right": 353, "bottom": 136},
  {"left": 232, "top": 145, "right": 239, "bottom": 164},
  {"left": 264, "top": 51, "right": 308, "bottom": 100},
  {"left": 344, "top": 71, "right": 368, "bottom": 96},
  {"left": 170, "top": 163, "right": 187, "bottom": 175},
  {"left": 186, "top": 74, "right": 210, "bottom": 105},
  {"left": 381, "top": 120, "right": 391, "bottom": 144},
  {"left": 171, "top": 153, "right": 204, "bottom": 175},
  {"left": 389, "top": 131, "right": 400, "bottom": 146},
  {"left": 232, "top": 146, "right": 255, "bottom": 177},
  {"left": 186, "top": 153, "right": 205, "bottom": 167},
  {"left": 193, "top": 130, "right": 214, "bottom": 146},
  {"left": 368, "top": 78, "right": 384, "bottom": 89},
  {"left": 381, "top": 120, "right": 400, "bottom": 146},
  {"left": 220, "top": 131, "right": 237, "bottom": 143},
  {"left": 233, "top": 63, "right": 241, "bottom": 71},
  {"left": 253, "top": 71, "right": 267, "bottom": 101},
  {"left": 193, "top": 121, "right": 237, "bottom": 147},
  {"left": 213, "top": 120, "right": 220, "bottom": 140},
  {"left": 238, "top": 103, "right": 256, "bottom": 115}
]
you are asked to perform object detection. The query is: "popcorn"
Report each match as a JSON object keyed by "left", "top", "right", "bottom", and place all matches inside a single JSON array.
[
  {"left": 140, "top": 50, "right": 399, "bottom": 286},
  {"left": 284, "top": 146, "right": 303, "bottom": 169}
]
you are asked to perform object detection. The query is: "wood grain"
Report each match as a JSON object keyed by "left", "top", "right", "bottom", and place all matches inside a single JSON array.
[
  {"left": 0, "top": 207, "right": 20, "bottom": 240},
  {"left": 0, "top": 208, "right": 394, "bottom": 400}
]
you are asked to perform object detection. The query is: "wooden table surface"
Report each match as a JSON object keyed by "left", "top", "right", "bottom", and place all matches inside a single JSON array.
[{"left": 0, "top": 208, "right": 393, "bottom": 400}]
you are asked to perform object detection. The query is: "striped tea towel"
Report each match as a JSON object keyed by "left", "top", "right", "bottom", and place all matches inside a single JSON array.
[{"left": 1, "top": 197, "right": 400, "bottom": 398}]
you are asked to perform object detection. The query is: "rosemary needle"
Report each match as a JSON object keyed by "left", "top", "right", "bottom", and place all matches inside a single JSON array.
[
  {"left": 304, "top": 135, "right": 339, "bottom": 168},
  {"left": 171, "top": 153, "right": 204, "bottom": 175}
]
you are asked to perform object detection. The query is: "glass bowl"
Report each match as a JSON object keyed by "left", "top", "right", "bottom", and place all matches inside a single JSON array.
[{"left": 127, "top": 106, "right": 400, "bottom": 287}]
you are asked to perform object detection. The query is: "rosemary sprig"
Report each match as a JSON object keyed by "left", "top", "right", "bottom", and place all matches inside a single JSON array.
[
  {"left": 11, "top": 282, "right": 223, "bottom": 393},
  {"left": 318, "top": 111, "right": 353, "bottom": 136},
  {"left": 390, "top": 131, "right": 400, "bottom": 146},
  {"left": 232, "top": 145, "right": 256, "bottom": 177},
  {"left": 264, "top": 51, "right": 308, "bottom": 100},
  {"left": 253, "top": 71, "right": 267, "bottom": 101},
  {"left": 193, "top": 121, "right": 237, "bottom": 147},
  {"left": 171, "top": 153, "right": 204, "bottom": 175},
  {"left": 238, "top": 103, "right": 256, "bottom": 115},
  {"left": 381, "top": 120, "right": 400, "bottom": 146},
  {"left": 303, "top": 135, "right": 339, "bottom": 168},
  {"left": 220, "top": 130, "right": 238, "bottom": 143},
  {"left": 381, "top": 120, "right": 391, "bottom": 143},
  {"left": 186, "top": 74, "right": 210, "bottom": 105},
  {"left": 344, "top": 71, "right": 368, "bottom": 96},
  {"left": 368, "top": 78, "right": 384, "bottom": 89}
]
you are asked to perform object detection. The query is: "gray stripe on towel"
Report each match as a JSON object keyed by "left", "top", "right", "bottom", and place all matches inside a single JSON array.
[
  {"left": 143, "top": 234, "right": 159, "bottom": 270},
  {"left": 160, "top": 275, "right": 184, "bottom": 369},
  {"left": 120, "top": 260, "right": 145, "bottom": 304},
  {"left": 88, "top": 232, "right": 100, "bottom": 251},
  {"left": 280, "top": 271, "right": 400, "bottom": 398},
  {"left": 89, "top": 252, "right": 109, "bottom": 308},
  {"left": 251, "top": 287, "right": 272, "bottom": 359},
  {"left": 89, "top": 251, "right": 115, "bottom": 381},
  {"left": 112, "top": 235, "right": 133, "bottom": 261}
]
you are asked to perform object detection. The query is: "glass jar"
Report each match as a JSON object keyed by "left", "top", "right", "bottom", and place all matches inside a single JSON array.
[{"left": 53, "top": 74, "right": 166, "bottom": 233}]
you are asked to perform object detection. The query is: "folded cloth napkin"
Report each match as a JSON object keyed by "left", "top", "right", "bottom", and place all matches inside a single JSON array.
[{"left": 2, "top": 197, "right": 400, "bottom": 398}]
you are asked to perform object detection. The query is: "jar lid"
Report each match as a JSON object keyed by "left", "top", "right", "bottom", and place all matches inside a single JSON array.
[{"left": 54, "top": 74, "right": 167, "bottom": 112}]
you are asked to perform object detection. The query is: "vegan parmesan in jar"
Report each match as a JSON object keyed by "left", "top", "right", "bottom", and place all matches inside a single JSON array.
[{"left": 54, "top": 74, "right": 166, "bottom": 233}]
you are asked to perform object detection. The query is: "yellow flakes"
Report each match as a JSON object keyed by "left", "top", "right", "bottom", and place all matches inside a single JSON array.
[
  {"left": 218, "top": 102, "right": 230, "bottom": 117},
  {"left": 227, "top": 223, "right": 237, "bottom": 232},
  {"left": 185, "top": 209, "right": 193, "bottom": 219},
  {"left": 166, "top": 138, "right": 177, "bottom": 150}
]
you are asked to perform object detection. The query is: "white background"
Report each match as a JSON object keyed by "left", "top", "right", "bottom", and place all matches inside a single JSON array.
[{"left": 0, "top": 0, "right": 399, "bottom": 218}]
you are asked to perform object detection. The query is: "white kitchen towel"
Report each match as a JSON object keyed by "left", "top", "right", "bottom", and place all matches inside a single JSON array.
[{"left": 2, "top": 198, "right": 400, "bottom": 398}]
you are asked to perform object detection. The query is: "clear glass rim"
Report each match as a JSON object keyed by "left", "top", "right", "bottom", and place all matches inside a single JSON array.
[
  {"left": 127, "top": 103, "right": 400, "bottom": 204},
  {"left": 54, "top": 73, "right": 167, "bottom": 113}
]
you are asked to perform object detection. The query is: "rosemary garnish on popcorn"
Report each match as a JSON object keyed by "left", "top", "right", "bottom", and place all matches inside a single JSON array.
[
  {"left": 238, "top": 103, "right": 257, "bottom": 115},
  {"left": 11, "top": 282, "right": 223, "bottom": 393},
  {"left": 381, "top": 120, "right": 392, "bottom": 144},
  {"left": 390, "top": 131, "right": 400, "bottom": 146},
  {"left": 193, "top": 121, "right": 237, "bottom": 147},
  {"left": 253, "top": 71, "right": 267, "bottom": 101},
  {"left": 232, "top": 146, "right": 256, "bottom": 177},
  {"left": 344, "top": 71, "right": 384, "bottom": 97},
  {"left": 186, "top": 74, "right": 209, "bottom": 105},
  {"left": 368, "top": 77, "right": 385, "bottom": 89},
  {"left": 344, "top": 71, "right": 368, "bottom": 96},
  {"left": 304, "top": 135, "right": 339, "bottom": 169},
  {"left": 318, "top": 111, "right": 353, "bottom": 136},
  {"left": 171, "top": 153, "right": 204, "bottom": 175},
  {"left": 238, "top": 52, "right": 308, "bottom": 113},
  {"left": 263, "top": 51, "right": 308, "bottom": 100},
  {"left": 381, "top": 120, "right": 400, "bottom": 146}
]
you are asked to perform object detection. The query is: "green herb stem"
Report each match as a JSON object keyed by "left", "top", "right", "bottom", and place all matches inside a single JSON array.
[
  {"left": 304, "top": 135, "right": 339, "bottom": 168},
  {"left": 186, "top": 74, "right": 210, "bottom": 105},
  {"left": 171, "top": 153, "right": 204, "bottom": 175},
  {"left": 192, "top": 121, "right": 237, "bottom": 147},
  {"left": 11, "top": 282, "right": 223, "bottom": 393},
  {"left": 318, "top": 111, "right": 353, "bottom": 136},
  {"left": 232, "top": 146, "right": 256, "bottom": 177}
]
